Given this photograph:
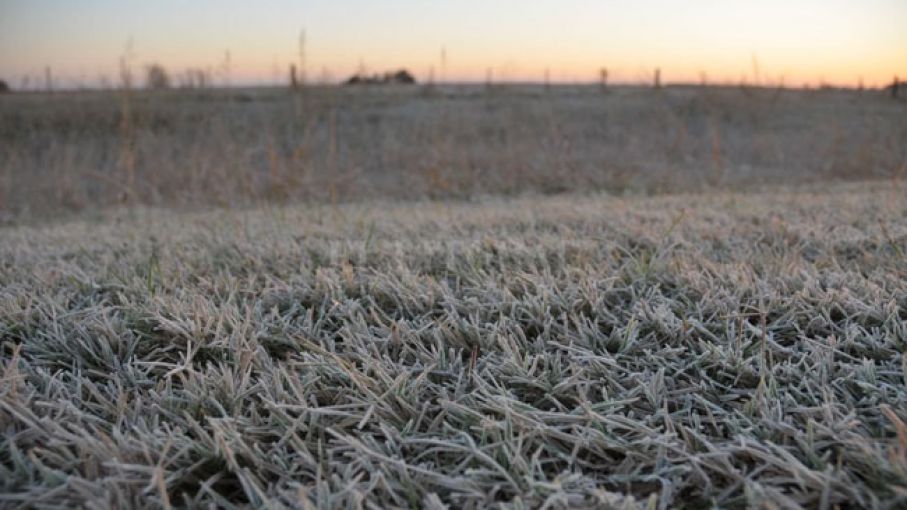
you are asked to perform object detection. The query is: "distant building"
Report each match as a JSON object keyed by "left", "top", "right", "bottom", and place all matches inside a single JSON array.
[{"left": 346, "top": 69, "right": 416, "bottom": 86}]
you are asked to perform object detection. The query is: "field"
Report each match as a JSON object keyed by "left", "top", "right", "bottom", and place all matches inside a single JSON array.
[
  {"left": 2, "top": 85, "right": 905, "bottom": 219},
  {"left": 1, "top": 86, "right": 907, "bottom": 508}
]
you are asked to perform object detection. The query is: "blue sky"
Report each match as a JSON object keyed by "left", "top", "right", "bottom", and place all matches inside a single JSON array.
[{"left": 1, "top": 0, "right": 905, "bottom": 87}]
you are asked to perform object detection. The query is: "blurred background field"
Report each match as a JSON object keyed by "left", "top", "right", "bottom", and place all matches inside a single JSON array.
[{"left": 2, "top": 84, "right": 905, "bottom": 220}]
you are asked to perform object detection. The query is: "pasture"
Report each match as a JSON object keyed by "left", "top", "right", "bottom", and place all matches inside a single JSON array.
[{"left": 1, "top": 85, "right": 906, "bottom": 508}]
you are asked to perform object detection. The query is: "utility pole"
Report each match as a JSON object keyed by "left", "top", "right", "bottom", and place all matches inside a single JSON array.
[
  {"left": 751, "top": 54, "right": 761, "bottom": 87},
  {"left": 294, "top": 29, "right": 306, "bottom": 120},
  {"left": 223, "top": 50, "right": 232, "bottom": 87},
  {"left": 299, "top": 30, "right": 307, "bottom": 86},
  {"left": 289, "top": 64, "right": 298, "bottom": 89}
]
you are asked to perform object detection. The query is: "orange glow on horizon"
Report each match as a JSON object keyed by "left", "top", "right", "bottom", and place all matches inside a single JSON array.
[{"left": 1, "top": 0, "right": 904, "bottom": 89}]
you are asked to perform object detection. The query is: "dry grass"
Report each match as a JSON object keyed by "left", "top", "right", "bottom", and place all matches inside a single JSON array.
[
  {"left": 2, "top": 180, "right": 906, "bottom": 508},
  {"left": 1, "top": 85, "right": 905, "bottom": 220}
]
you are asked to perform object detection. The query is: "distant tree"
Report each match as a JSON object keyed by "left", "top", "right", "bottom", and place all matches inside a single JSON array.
[
  {"left": 0, "top": 80, "right": 10, "bottom": 93},
  {"left": 391, "top": 70, "right": 416, "bottom": 84},
  {"left": 180, "top": 68, "right": 209, "bottom": 89},
  {"left": 345, "top": 69, "right": 416, "bottom": 86},
  {"left": 145, "top": 64, "right": 171, "bottom": 90},
  {"left": 345, "top": 74, "right": 362, "bottom": 85}
]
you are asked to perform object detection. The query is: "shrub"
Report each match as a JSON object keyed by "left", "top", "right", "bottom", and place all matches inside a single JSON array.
[{"left": 145, "top": 64, "right": 171, "bottom": 90}]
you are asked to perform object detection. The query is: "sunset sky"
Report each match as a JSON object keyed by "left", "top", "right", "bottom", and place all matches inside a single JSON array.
[{"left": 1, "top": 0, "right": 905, "bottom": 88}]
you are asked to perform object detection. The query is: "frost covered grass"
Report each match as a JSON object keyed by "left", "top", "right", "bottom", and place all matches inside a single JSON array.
[{"left": 1, "top": 180, "right": 906, "bottom": 508}]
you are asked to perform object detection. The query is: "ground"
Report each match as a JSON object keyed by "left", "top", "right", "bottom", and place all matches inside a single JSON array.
[
  {"left": 2, "top": 85, "right": 905, "bottom": 219},
  {"left": 2, "top": 180, "right": 906, "bottom": 508}
]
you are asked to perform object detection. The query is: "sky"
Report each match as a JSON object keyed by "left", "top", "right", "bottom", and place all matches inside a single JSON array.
[{"left": 1, "top": 0, "right": 905, "bottom": 88}]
